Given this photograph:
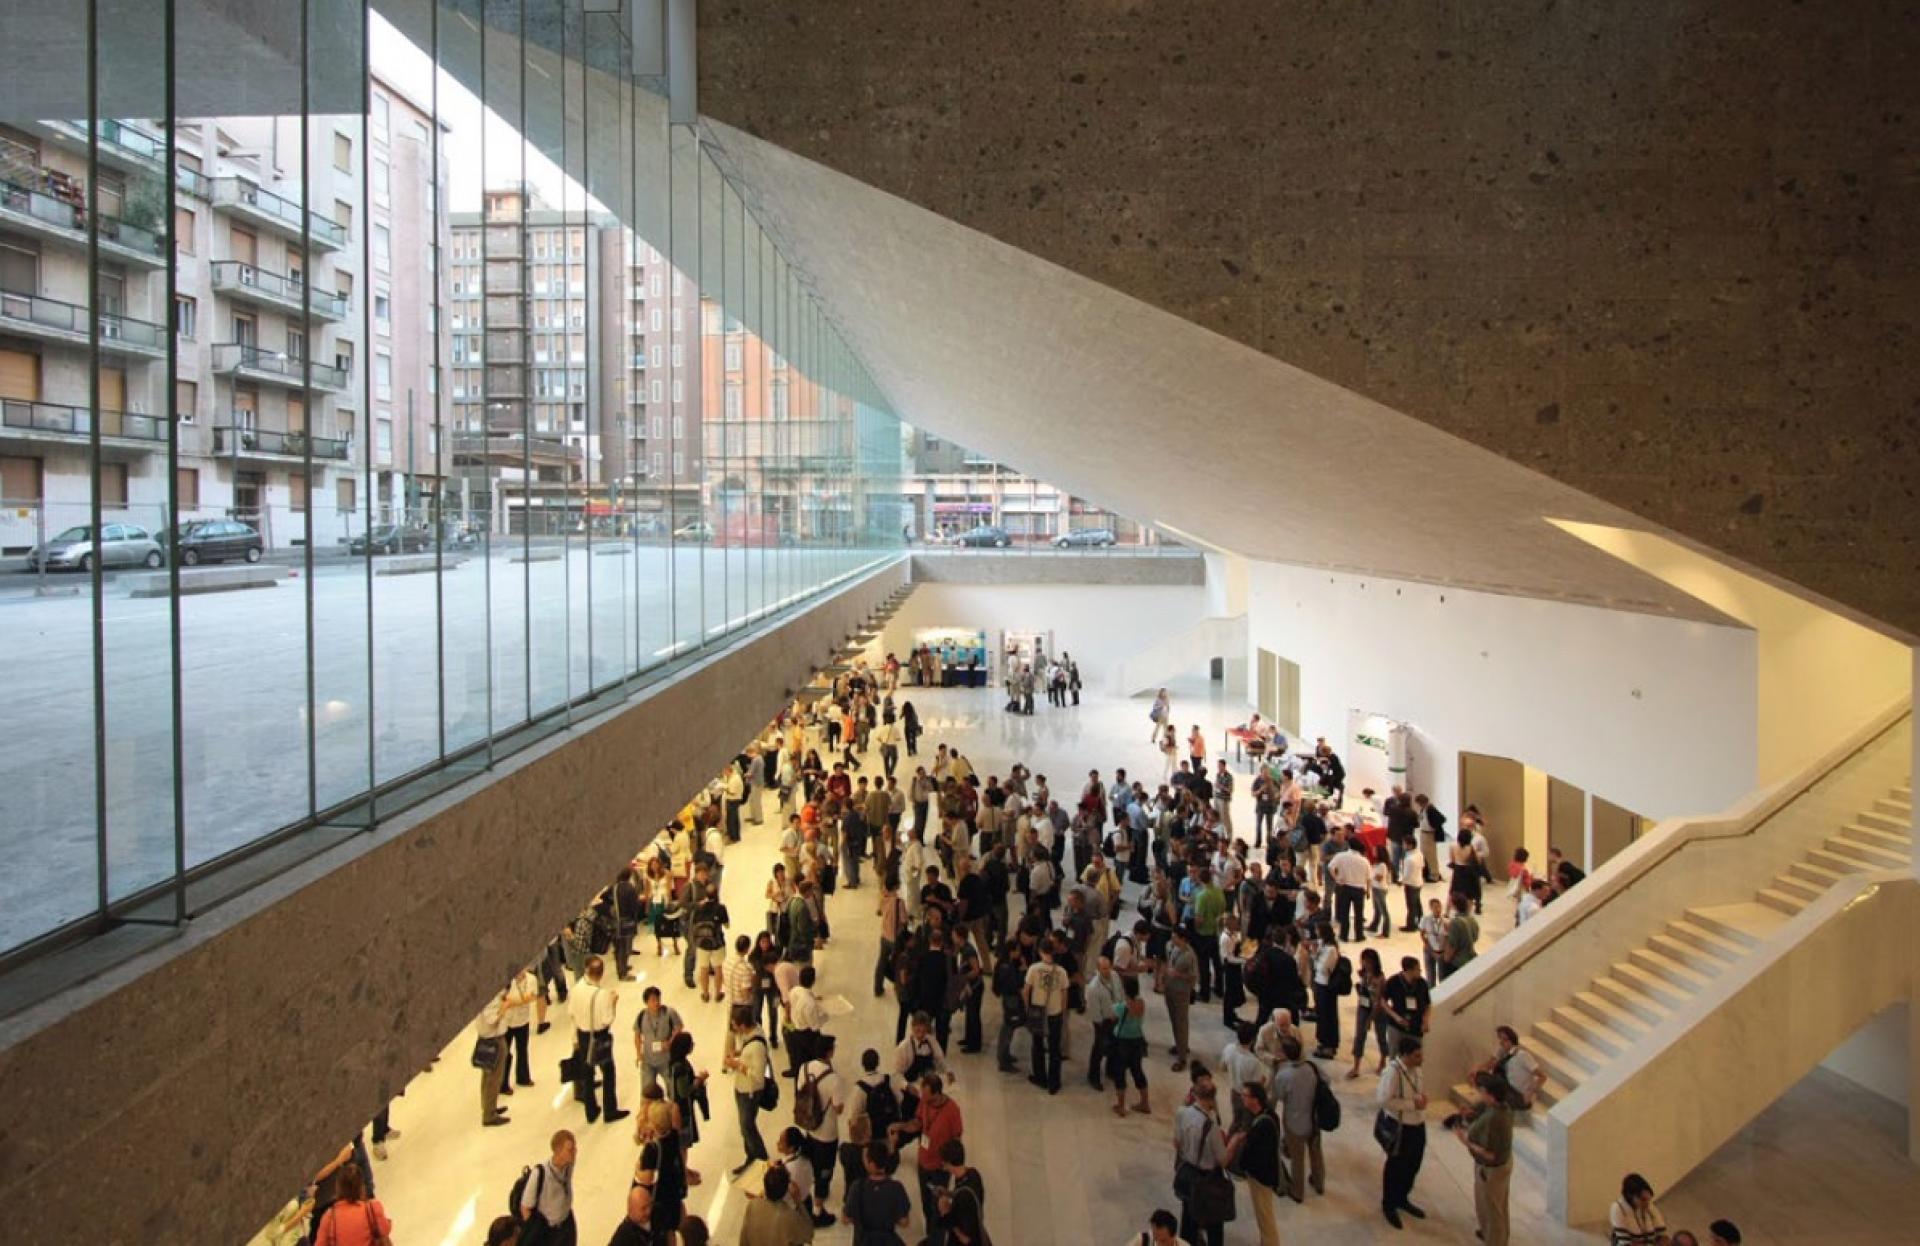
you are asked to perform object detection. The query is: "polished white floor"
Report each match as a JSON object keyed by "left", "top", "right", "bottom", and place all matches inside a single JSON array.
[{"left": 354, "top": 674, "right": 1913, "bottom": 1246}]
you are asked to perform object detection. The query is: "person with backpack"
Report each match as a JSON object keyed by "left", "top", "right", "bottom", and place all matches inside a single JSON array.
[
  {"left": 514, "top": 1130, "right": 576, "bottom": 1246},
  {"left": 1271, "top": 1035, "right": 1327, "bottom": 1203},
  {"left": 1173, "top": 1081, "right": 1232, "bottom": 1246},
  {"left": 1022, "top": 939, "right": 1071, "bottom": 1094},
  {"left": 1227, "top": 1083, "right": 1284, "bottom": 1245},
  {"left": 840, "top": 1048, "right": 902, "bottom": 1194},
  {"left": 691, "top": 890, "right": 731, "bottom": 1004},
  {"left": 723, "top": 1007, "right": 774, "bottom": 1177},
  {"left": 885, "top": 1073, "right": 964, "bottom": 1236},
  {"left": 795, "top": 1033, "right": 846, "bottom": 1217},
  {"left": 631, "top": 986, "right": 684, "bottom": 1097},
  {"left": 312, "top": 1162, "right": 391, "bottom": 1246}
]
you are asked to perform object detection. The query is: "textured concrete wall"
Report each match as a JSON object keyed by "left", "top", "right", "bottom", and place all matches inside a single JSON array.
[
  {"left": 909, "top": 550, "right": 1205, "bottom": 585},
  {"left": 0, "top": 562, "right": 906, "bottom": 1246},
  {"left": 699, "top": 1, "right": 1920, "bottom": 638}
]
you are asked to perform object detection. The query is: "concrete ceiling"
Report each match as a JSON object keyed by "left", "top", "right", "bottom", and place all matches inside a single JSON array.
[{"left": 703, "top": 119, "right": 1740, "bottom": 626}]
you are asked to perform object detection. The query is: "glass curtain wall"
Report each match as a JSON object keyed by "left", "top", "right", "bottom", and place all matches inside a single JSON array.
[{"left": 0, "top": 0, "right": 908, "bottom": 962}]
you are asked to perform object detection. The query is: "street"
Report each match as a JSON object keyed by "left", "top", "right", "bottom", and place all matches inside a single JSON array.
[{"left": 0, "top": 542, "right": 885, "bottom": 951}]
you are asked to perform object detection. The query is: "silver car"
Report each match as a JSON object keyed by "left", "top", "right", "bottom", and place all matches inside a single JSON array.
[{"left": 27, "top": 523, "right": 164, "bottom": 571}]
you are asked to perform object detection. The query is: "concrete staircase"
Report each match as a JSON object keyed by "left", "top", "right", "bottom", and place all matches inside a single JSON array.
[{"left": 1448, "top": 779, "right": 1912, "bottom": 1173}]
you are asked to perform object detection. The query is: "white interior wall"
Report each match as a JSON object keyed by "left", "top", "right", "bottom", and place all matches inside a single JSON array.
[
  {"left": 1822, "top": 1004, "right": 1912, "bottom": 1110},
  {"left": 882, "top": 582, "right": 1211, "bottom": 691},
  {"left": 1244, "top": 560, "right": 1760, "bottom": 821}
]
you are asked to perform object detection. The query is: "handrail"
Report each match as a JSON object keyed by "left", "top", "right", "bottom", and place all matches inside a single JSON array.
[{"left": 1440, "top": 695, "right": 1912, "bottom": 1013}]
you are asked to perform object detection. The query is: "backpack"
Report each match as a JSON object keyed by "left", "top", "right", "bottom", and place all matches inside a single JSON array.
[
  {"left": 1311, "top": 1062, "right": 1343, "bottom": 1133},
  {"left": 566, "top": 909, "right": 596, "bottom": 957},
  {"left": 794, "top": 1063, "right": 828, "bottom": 1132},
  {"left": 693, "top": 905, "right": 723, "bottom": 949},
  {"left": 508, "top": 1162, "right": 545, "bottom": 1220},
  {"left": 1101, "top": 932, "right": 1132, "bottom": 964},
  {"left": 863, "top": 1077, "right": 902, "bottom": 1134},
  {"left": 1331, "top": 955, "right": 1353, "bottom": 997}
]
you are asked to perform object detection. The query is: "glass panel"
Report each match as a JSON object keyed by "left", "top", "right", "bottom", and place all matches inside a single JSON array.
[
  {"left": 524, "top": 0, "right": 568, "bottom": 721},
  {"left": 483, "top": 0, "right": 529, "bottom": 732},
  {"left": 667, "top": 123, "right": 700, "bottom": 655},
  {"left": 311, "top": 0, "right": 374, "bottom": 815}
]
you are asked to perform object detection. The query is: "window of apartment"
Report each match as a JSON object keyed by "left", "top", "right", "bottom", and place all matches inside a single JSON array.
[
  {"left": 376, "top": 416, "right": 393, "bottom": 458},
  {"left": 772, "top": 383, "right": 788, "bottom": 420},
  {"left": 650, "top": 416, "right": 662, "bottom": 440},
  {"left": 286, "top": 330, "right": 305, "bottom": 361},
  {"left": 288, "top": 469, "right": 308, "bottom": 512},
  {"left": 335, "top": 198, "right": 353, "bottom": 237},
  {"left": 337, "top": 476, "right": 356, "bottom": 514},
  {"left": 428, "top": 427, "right": 439, "bottom": 456},
  {"left": 373, "top": 224, "right": 391, "bottom": 272},
  {"left": 672, "top": 451, "right": 683, "bottom": 476},
  {"left": 724, "top": 385, "right": 742, "bottom": 420},
  {"left": 672, "top": 415, "right": 684, "bottom": 439},
  {"left": 375, "top": 351, "right": 392, "bottom": 399},
  {"left": 0, "top": 455, "right": 43, "bottom": 502},
  {"left": 176, "top": 467, "right": 200, "bottom": 509},
  {"left": 100, "top": 462, "right": 128, "bottom": 508},
  {"left": 672, "top": 308, "right": 682, "bottom": 332},
  {"left": 337, "top": 270, "right": 353, "bottom": 305},
  {"left": 335, "top": 340, "right": 354, "bottom": 376},
  {"left": 650, "top": 451, "right": 662, "bottom": 478},
  {"left": 0, "top": 243, "right": 35, "bottom": 296},
  {"left": 426, "top": 370, "right": 437, "bottom": 396},
  {"left": 374, "top": 293, "right": 391, "bottom": 335},
  {"left": 372, "top": 158, "right": 389, "bottom": 205},
  {"left": 174, "top": 379, "right": 197, "bottom": 424},
  {"left": 672, "top": 379, "right": 682, "bottom": 404},
  {"left": 649, "top": 272, "right": 661, "bottom": 296},
  {"left": 333, "top": 132, "right": 352, "bottom": 173},
  {"left": 670, "top": 343, "right": 683, "bottom": 368},
  {"left": 725, "top": 341, "right": 742, "bottom": 372},
  {"left": 650, "top": 379, "right": 662, "bottom": 403},
  {"left": 173, "top": 207, "right": 195, "bottom": 256},
  {"left": 372, "top": 94, "right": 391, "bottom": 140},
  {"left": 286, "top": 393, "right": 306, "bottom": 433},
  {"left": 232, "top": 314, "right": 257, "bottom": 347},
  {"left": 337, "top": 410, "right": 355, "bottom": 450},
  {"left": 173, "top": 295, "right": 197, "bottom": 340}
]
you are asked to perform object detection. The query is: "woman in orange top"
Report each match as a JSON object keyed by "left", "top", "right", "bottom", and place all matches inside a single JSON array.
[{"left": 314, "top": 1163, "right": 391, "bottom": 1246}]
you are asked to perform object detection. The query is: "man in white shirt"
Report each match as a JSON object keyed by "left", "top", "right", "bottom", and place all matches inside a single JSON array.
[
  {"left": 1377, "top": 1039, "right": 1430, "bottom": 1228},
  {"left": 1397, "top": 843, "right": 1426, "bottom": 932},
  {"left": 519, "top": 1129, "right": 577, "bottom": 1240},
  {"left": 1516, "top": 878, "right": 1549, "bottom": 926},
  {"left": 796, "top": 1033, "right": 846, "bottom": 1213},
  {"left": 722, "top": 1009, "right": 773, "bottom": 1175},
  {"left": 1023, "top": 942, "right": 1070, "bottom": 1093},
  {"left": 1327, "top": 839, "right": 1372, "bottom": 942},
  {"left": 786, "top": 965, "right": 827, "bottom": 1073},
  {"left": 477, "top": 985, "right": 512, "bottom": 1128},
  {"left": 568, "top": 955, "right": 627, "bottom": 1124}
]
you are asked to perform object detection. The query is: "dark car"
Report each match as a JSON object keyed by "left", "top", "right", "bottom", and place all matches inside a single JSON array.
[
  {"left": 1053, "top": 527, "right": 1118, "bottom": 547},
  {"left": 953, "top": 524, "right": 1012, "bottom": 548},
  {"left": 165, "top": 520, "right": 264, "bottom": 566},
  {"left": 349, "top": 524, "right": 431, "bottom": 556}
]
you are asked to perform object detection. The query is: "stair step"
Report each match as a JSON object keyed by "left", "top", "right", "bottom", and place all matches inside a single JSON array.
[
  {"left": 1528, "top": 1021, "right": 1605, "bottom": 1075},
  {"left": 1872, "top": 796, "right": 1911, "bottom": 820},
  {"left": 1591, "top": 974, "right": 1675, "bottom": 1026},
  {"left": 1663, "top": 920, "right": 1749, "bottom": 964},
  {"left": 1448, "top": 1081, "right": 1477, "bottom": 1112},
  {"left": 1649, "top": 930, "right": 1735, "bottom": 971},
  {"left": 1684, "top": 904, "right": 1781, "bottom": 947},
  {"left": 1845, "top": 819, "right": 1912, "bottom": 849},
  {"left": 1756, "top": 887, "right": 1810, "bottom": 917},
  {"left": 1527, "top": 1038, "right": 1593, "bottom": 1090},
  {"left": 1771, "top": 874, "right": 1827, "bottom": 903},
  {"left": 1786, "top": 861, "right": 1848, "bottom": 891},
  {"left": 1825, "top": 835, "right": 1907, "bottom": 869},
  {"left": 1568, "top": 990, "right": 1656, "bottom": 1041},
  {"left": 1533, "top": 1073, "right": 1574, "bottom": 1109},
  {"left": 1551, "top": 1004, "right": 1637, "bottom": 1059},
  {"left": 1805, "top": 848, "right": 1866, "bottom": 875},
  {"left": 1512, "top": 1119, "right": 1548, "bottom": 1173},
  {"left": 1613, "top": 960, "right": 1698, "bottom": 1008},
  {"left": 1627, "top": 945, "right": 1717, "bottom": 991}
]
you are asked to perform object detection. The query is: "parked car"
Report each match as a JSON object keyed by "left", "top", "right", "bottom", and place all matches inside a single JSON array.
[
  {"left": 1054, "top": 527, "right": 1118, "bottom": 547},
  {"left": 349, "top": 524, "right": 431, "bottom": 555},
  {"left": 672, "top": 520, "right": 715, "bottom": 542},
  {"left": 26, "top": 523, "right": 163, "bottom": 571},
  {"left": 953, "top": 524, "right": 1012, "bottom": 548},
  {"left": 165, "top": 520, "right": 264, "bottom": 566}
]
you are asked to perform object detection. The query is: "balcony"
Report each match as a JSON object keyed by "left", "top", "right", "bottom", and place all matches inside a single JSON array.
[
  {"left": 174, "top": 166, "right": 211, "bottom": 200},
  {"left": 0, "top": 179, "right": 168, "bottom": 270},
  {"left": 0, "top": 290, "right": 166, "bottom": 359},
  {"left": 210, "top": 261, "right": 347, "bottom": 322},
  {"left": 0, "top": 397, "right": 168, "bottom": 453},
  {"left": 450, "top": 430, "right": 581, "bottom": 468},
  {"left": 210, "top": 178, "right": 347, "bottom": 252},
  {"left": 212, "top": 423, "right": 350, "bottom": 463},
  {"left": 211, "top": 342, "right": 347, "bottom": 392},
  {"left": 33, "top": 118, "right": 167, "bottom": 177}
]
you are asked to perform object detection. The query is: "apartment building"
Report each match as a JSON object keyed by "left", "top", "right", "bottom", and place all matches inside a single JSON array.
[{"left": 0, "top": 70, "right": 440, "bottom": 556}]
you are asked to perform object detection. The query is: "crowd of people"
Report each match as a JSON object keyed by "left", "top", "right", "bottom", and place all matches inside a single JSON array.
[{"left": 269, "top": 663, "right": 1750, "bottom": 1246}]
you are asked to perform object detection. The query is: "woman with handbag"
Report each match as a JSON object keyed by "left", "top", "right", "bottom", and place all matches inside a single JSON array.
[{"left": 312, "top": 1163, "right": 391, "bottom": 1246}]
